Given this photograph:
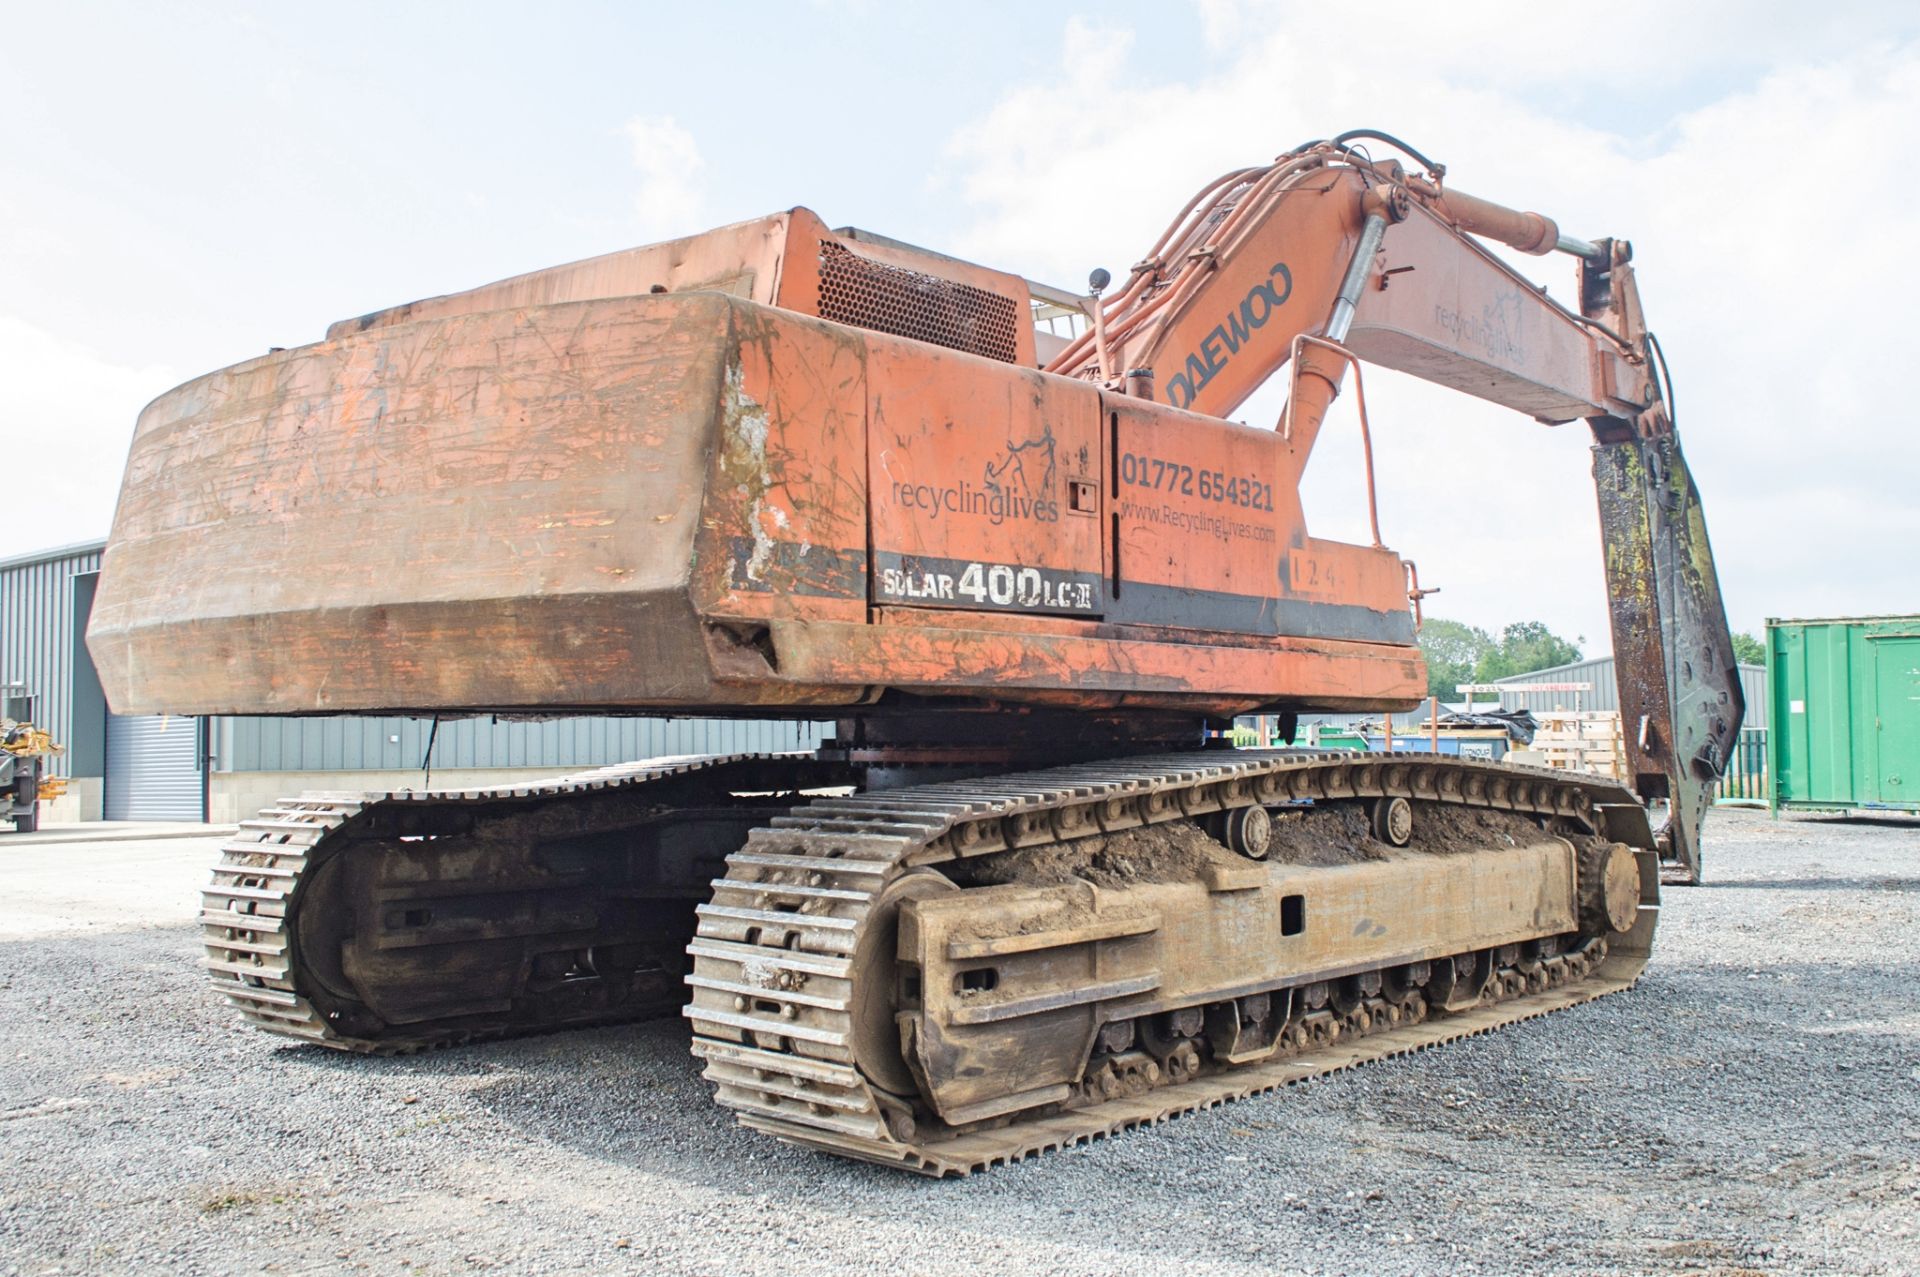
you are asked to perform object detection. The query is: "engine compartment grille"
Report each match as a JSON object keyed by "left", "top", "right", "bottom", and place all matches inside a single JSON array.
[{"left": 816, "top": 241, "right": 1020, "bottom": 364}]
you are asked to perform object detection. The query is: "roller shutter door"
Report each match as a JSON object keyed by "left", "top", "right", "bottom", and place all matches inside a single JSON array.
[{"left": 105, "top": 714, "right": 204, "bottom": 821}]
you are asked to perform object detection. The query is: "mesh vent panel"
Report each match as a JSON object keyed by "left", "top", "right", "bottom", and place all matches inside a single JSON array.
[{"left": 816, "top": 241, "right": 1020, "bottom": 363}]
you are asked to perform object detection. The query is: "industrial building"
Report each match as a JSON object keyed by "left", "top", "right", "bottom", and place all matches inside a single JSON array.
[
  {"left": 1489, "top": 655, "right": 1767, "bottom": 721},
  {"left": 2, "top": 540, "right": 827, "bottom": 823}
]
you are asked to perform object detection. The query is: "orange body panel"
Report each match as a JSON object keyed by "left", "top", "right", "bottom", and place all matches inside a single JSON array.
[
  {"left": 89, "top": 282, "right": 1423, "bottom": 720},
  {"left": 1135, "top": 174, "right": 1362, "bottom": 427},
  {"left": 867, "top": 346, "right": 1104, "bottom": 619}
]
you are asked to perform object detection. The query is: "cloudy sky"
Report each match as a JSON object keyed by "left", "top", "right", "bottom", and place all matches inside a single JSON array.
[{"left": 4, "top": 1, "right": 1915, "bottom": 653}]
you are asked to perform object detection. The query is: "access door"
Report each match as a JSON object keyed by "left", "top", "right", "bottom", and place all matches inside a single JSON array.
[
  {"left": 105, "top": 713, "right": 204, "bottom": 821},
  {"left": 865, "top": 344, "right": 1104, "bottom": 618},
  {"left": 1872, "top": 636, "right": 1920, "bottom": 804}
]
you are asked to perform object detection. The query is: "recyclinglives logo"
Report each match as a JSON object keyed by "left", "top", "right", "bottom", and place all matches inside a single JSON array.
[{"left": 891, "top": 427, "right": 1061, "bottom": 525}]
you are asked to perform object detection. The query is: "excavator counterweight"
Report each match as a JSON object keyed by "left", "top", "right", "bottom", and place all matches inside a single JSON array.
[{"left": 90, "top": 133, "right": 1736, "bottom": 1172}]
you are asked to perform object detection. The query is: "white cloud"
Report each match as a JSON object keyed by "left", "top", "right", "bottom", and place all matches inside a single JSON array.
[
  {"left": 1187, "top": 0, "right": 1908, "bottom": 92},
  {"left": 622, "top": 114, "right": 705, "bottom": 239},
  {"left": 940, "top": 7, "right": 1920, "bottom": 649},
  {"left": 0, "top": 316, "right": 176, "bottom": 558}
]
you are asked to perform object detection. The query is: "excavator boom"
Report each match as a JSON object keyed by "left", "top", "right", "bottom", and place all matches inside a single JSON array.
[{"left": 1048, "top": 135, "right": 1742, "bottom": 879}]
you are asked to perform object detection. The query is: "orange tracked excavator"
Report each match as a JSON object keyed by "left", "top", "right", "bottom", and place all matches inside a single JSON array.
[{"left": 89, "top": 130, "right": 1740, "bottom": 1174}]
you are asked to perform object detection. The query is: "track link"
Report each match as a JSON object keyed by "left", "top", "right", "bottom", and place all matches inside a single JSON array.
[{"left": 686, "top": 750, "right": 1658, "bottom": 1175}]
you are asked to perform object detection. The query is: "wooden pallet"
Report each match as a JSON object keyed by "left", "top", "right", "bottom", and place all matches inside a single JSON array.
[{"left": 1526, "top": 710, "right": 1625, "bottom": 781}]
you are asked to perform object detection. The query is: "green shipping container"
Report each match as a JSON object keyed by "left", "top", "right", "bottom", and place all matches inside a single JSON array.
[{"left": 1768, "top": 615, "right": 1920, "bottom": 813}]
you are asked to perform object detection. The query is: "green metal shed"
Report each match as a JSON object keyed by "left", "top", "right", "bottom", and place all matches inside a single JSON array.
[{"left": 1768, "top": 615, "right": 1920, "bottom": 813}]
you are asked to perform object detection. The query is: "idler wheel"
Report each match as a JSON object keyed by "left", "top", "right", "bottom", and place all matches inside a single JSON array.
[{"left": 851, "top": 868, "right": 957, "bottom": 1099}]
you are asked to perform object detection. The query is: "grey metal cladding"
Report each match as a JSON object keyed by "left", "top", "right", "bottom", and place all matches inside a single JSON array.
[
  {"left": 1492, "top": 656, "right": 1765, "bottom": 721},
  {"left": 0, "top": 543, "right": 103, "bottom": 779},
  {"left": 213, "top": 714, "right": 832, "bottom": 773}
]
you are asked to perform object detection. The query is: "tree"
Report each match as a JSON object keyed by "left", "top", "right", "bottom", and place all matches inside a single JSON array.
[
  {"left": 1471, "top": 621, "right": 1584, "bottom": 684},
  {"left": 1730, "top": 631, "right": 1765, "bottom": 665},
  {"left": 1416, "top": 618, "right": 1493, "bottom": 699}
]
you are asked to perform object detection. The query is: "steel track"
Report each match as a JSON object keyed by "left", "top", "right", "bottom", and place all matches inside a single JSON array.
[
  {"left": 685, "top": 750, "right": 1657, "bottom": 1175},
  {"left": 201, "top": 754, "right": 814, "bottom": 1051}
]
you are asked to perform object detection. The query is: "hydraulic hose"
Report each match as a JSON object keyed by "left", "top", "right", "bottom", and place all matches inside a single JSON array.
[{"left": 1331, "top": 129, "right": 1446, "bottom": 177}]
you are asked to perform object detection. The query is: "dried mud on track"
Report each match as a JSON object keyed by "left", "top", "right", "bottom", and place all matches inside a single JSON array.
[
  {"left": 2, "top": 808, "right": 1917, "bottom": 1276},
  {"left": 957, "top": 819, "right": 1239, "bottom": 887}
]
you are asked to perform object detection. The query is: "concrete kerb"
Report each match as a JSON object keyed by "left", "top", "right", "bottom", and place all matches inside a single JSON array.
[{"left": 3, "top": 822, "right": 240, "bottom": 846}]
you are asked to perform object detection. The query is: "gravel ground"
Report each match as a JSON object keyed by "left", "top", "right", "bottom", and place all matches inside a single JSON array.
[{"left": 1, "top": 807, "right": 1916, "bottom": 1277}]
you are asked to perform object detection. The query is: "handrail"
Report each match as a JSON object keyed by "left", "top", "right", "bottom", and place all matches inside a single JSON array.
[{"left": 1280, "top": 334, "right": 1382, "bottom": 549}]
